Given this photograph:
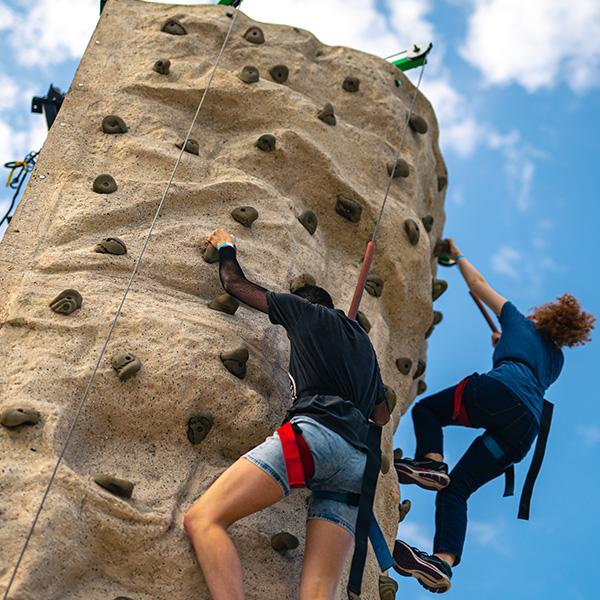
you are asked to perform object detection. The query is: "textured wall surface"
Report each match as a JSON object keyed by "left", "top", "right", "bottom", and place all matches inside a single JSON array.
[{"left": 0, "top": 1, "right": 447, "bottom": 598}]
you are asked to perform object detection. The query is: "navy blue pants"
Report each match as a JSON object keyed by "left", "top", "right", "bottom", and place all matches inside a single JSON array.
[{"left": 411, "top": 373, "right": 539, "bottom": 565}]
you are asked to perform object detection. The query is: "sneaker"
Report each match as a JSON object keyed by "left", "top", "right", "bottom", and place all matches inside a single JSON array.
[
  {"left": 394, "top": 457, "right": 450, "bottom": 491},
  {"left": 393, "top": 539, "right": 452, "bottom": 593}
]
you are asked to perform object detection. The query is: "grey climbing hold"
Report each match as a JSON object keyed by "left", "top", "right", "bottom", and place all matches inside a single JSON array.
[
  {"left": 413, "top": 359, "right": 426, "bottom": 380},
  {"left": 94, "top": 237, "right": 127, "bottom": 255},
  {"left": 433, "top": 310, "right": 443, "bottom": 326},
  {"left": 239, "top": 65, "right": 260, "bottom": 84},
  {"left": 298, "top": 210, "right": 318, "bottom": 235},
  {"left": 421, "top": 215, "right": 434, "bottom": 233},
  {"left": 113, "top": 597, "right": 134, "bottom": 600},
  {"left": 1, "top": 407, "right": 41, "bottom": 429},
  {"left": 335, "top": 195, "right": 362, "bottom": 223},
  {"left": 384, "top": 385, "right": 397, "bottom": 413},
  {"left": 226, "top": 11, "right": 234, "bottom": 18},
  {"left": 394, "top": 79, "right": 402, "bottom": 87},
  {"left": 342, "top": 76, "right": 360, "bottom": 92},
  {"left": 409, "top": 114, "right": 428, "bottom": 134},
  {"left": 417, "top": 380, "right": 428, "bottom": 395},
  {"left": 348, "top": 592, "right": 361, "bottom": 600},
  {"left": 161, "top": 18, "right": 187, "bottom": 35},
  {"left": 256, "top": 134, "right": 276, "bottom": 152},
  {"left": 101, "top": 115, "right": 128, "bottom": 134},
  {"left": 387, "top": 158, "right": 410, "bottom": 179},
  {"left": 94, "top": 475, "right": 134, "bottom": 499},
  {"left": 432, "top": 278, "right": 448, "bottom": 301},
  {"left": 231, "top": 206, "right": 259, "bottom": 228},
  {"left": 271, "top": 532, "right": 299, "bottom": 553},
  {"left": 381, "top": 454, "right": 390, "bottom": 474},
  {"left": 187, "top": 415, "right": 214, "bottom": 445},
  {"left": 49, "top": 289, "right": 82, "bottom": 315},
  {"left": 395, "top": 357, "right": 412, "bottom": 375},
  {"left": 203, "top": 243, "right": 219, "bottom": 264},
  {"left": 438, "top": 174, "right": 448, "bottom": 191},
  {"left": 379, "top": 574, "right": 398, "bottom": 600},
  {"left": 208, "top": 293, "right": 239, "bottom": 315},
  {"left": 220, "top": 347, "right": 249, "bottom": 379},
  {"left": 318, "top": 103, "right": 336, "bottom": 126},
  {"left": 393, "top": 448, "right": 403, "bottom": 462},
  {"left": 176, "top": 138, "right": 199, "bottom": 155},
  {"left": 290, "top": 273, "right": 316, "bottom": 293},
  {"left": 365, "top": 273, "right": 384, "bottom": 298},
  {"left": 357, "top": 310, "right": 371, "bottom": 333},
  {"left": 153, "top": 58, "right": 171, "bottom": 75},
  {"left": 398, "top": 499, "right": 411, "bottom": 523},
  {"left": 93, "top": 174, "right": 117, "bottom": 194},
  {"left": 433, "top": 239, "right": 450, "bottom": 258},
  {"left": 111, "top": 352, "right": 142, "bottom": 381},
  {"left": 404, "top": 219, "right": 420, "bottom": 246},
  {"left": 269, "top": 65, "right": 289, "bottom": 83},
  {"left": 244, "top": 26, "right": 265, "bottom": 44}
]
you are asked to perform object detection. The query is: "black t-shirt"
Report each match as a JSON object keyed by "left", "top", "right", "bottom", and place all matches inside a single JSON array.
[{"left": 266, "top": 291, "right": 386, "bottom": 450}]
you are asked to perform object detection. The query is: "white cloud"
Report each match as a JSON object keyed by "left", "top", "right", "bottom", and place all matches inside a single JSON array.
[
  {"left": 397, "top": 521, "right": 432, "bottom": 550},
  {"left": 462, "top": 0, "right": 600, "bottom": 93},
  {"left": 469, "top": 520, "right": 511, "bottom": 555},
  {"left": 0, "top": 74, "right": 19, "bottom": 111},
  {"left": 491, "top": 245, "right": 522, "bottom": 279},
  {"left": 577, "top": 425, "right": 600, "bottom": 446}
]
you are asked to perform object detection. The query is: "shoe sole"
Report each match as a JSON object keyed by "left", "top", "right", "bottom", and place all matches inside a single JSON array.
[
  {"left": 393, "top": 540, "right": 451, "bottom": 594},
  {"left": 395, "top": 464, "right": 450, "bottom": 491}
]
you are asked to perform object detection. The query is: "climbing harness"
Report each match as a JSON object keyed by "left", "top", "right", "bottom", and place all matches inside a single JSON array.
[
  {"left": 385, "top": 42, "right": 433, "bottom": 72},
  {"left": 1, "top": 151, "right": 39, "bottom": 228},
  {"left": 2, "top": 5, "right": 245, "bottom": 599}
]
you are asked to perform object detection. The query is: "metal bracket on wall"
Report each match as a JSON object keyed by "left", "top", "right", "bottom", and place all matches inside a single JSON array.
[{"left": 31, "top": 84, "right": 65, "bottom": 130}]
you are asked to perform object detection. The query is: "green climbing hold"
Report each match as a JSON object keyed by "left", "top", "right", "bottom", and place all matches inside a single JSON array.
[
  {"left": 93, "top": 174, "right": 117, "bottom": 194},
  {"left": 161, "top": 18, "right": 187, "bottom": 35},
  {"left": 239, "top": 65, "right": 260, "bottom": 84},
  {"left": 187, "top": 415, "right": 214, "bottom": 445},
  {"left": 244, "top": 26, "right": 265, "bottom": 44},
  {"left": 290, "top": 273, "right": 316, "bottom": 293},
  {"left": 387, "top": 158, "right": 410, "bottom": 178},
  {"left": 318, "top": 103, "right": 336, "bottom": 126},
  {"left": 153, "top": 58, "right": 171, "bottom": 75},
  {"left": 438, "top": 174, "right": 448, "bottom": 191},
  {"left": 393, "top": 447, "right": 403, "bottom": 462},
  {"left": 269, "top": 64, "right": 289, "bottom": 83},
  {"left": 94, "top": 237, "right": 127, "bottom": 255},
  {"left": 1, "top": 407, "right": 41, "bottom": 429},
  {"left": 176, "top": 138, "right": 199, "bottom": 155},
  {"left": 111, "top": 352, "right": 142, "bottom": 381},
  {"left": 433, "top": 310, "right": 443, "bottom": 326},
  {"left": 271, "top": 532, "right": 299, "bottom": 553},
  {"left": 432, "top": 278, "right": 448, "bottom": 301},
  {"left": 404, "top": 219, "right": 420, "bottom": 246},
  {"left": 395, "top": 357, "right": 412, "bottom": 375},
  {"left": 231, "top": 206, "right": 259, "bottom": 228},
  {"left": 220, "top": 346, "right": 249, "bottom": 379},
  {"left": 417, "top": 380, "right": 428, "bottom": 395},
  {"left": 413, "top": 359, "right": 426, "bottom": 380},
  {"left": 409, "top": 114, "right": 428, "bottom": 134},
  {"left": 208, "top": 293, "right": 239, "bottom": 315},
  {"left": 357, "top": 310, "right": 371, "bottom": 333},
  {"left": 421, "top": 214, "right": 434, "bottom": 233},
  {"left": 335, "top": 194, "right": 362, "bottom": 223},
  {"left": 102, "top": 115, "right": 128, "bottom": 134},
  {"left": 365, "top": 273, "right": 384, "bottom": 298},
  {"left": 298, "top": 210, "right": 318, "bottom": 235},
  {"left": 49, "top": 289, "right": 82, "bottom": 315},
  {"left": 384, "top": 385, "right": 397, "bottom": 413},
  {"left": 256, "top": 134, "right": 276, "bottom": 152},
  {"left": 94, "top": 475, "right": 134, "bottom": 499},
  {"left": 398, "top": 499, "right": 411, "bottom": 523},
  {"left": 379, "top": 574, "right": 399, "bottom": 600},
  {"left": 342, "top": 76, "right": 360, "bottom": 92}
]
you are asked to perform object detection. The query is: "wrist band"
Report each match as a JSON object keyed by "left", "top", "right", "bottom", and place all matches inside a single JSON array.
[
  {"left": 455, "top": 254, "right": 466, "bottom": 261},
  {"left": 217, "top": 241, "right": 236, "bottom": 250}
]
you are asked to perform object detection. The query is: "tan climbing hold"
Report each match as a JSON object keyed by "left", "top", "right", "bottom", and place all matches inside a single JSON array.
[
  {"left": 269, "top": 65, "right": 289, "bottom": 83},
  {"left": 417, "top": 380, "right": 428, "bottom": 395},
  {"left": 101, "top": 115, "right": 128, "bottom": 134},
  {"left": 208, "top": 293, "right": 240, "bottom": 315},
  {"left": 187, "top": 415, "right": 214, "bottom": 445},
  {"left": 387, "top": 158, "right": 409, "bottom": 178},
  {"left": 94, "top": 475, "right": 134, "bottom": 499},
  {"left": 290, "top": 273, "right": 316, "bottom": 293},
  {"left": 438, "top": 174, "right": 448, "bottom": 191},
  {"left": 432, "top": 278, "right": 448, "bottom": 301},
  {"left": 413, "top": 359, "right": 426, "bottom": 380},
  {"left": 398, "top": 499, "right": 411, "bottom": 523},
  {"left": 111, "top": 352, "right": 142, "bottom": 381},
  {"left": 379, "top": 574, "right": 398, "bottom": 599},
  {"left": 231, "top": 206, "right": 259, "bottom": 228},
  {"left": 153, "top": 58, "right": 171, "bottom": 75},
  {"left": 220, "top": 347, "right": 249, "bottom": 379},
  {"left": 1, "top": 407, "right": 41, "bottom": 429},
  {"left": 335, "top": 194, "right": 362, "bottom": 223},
  {"left": 244, "top": 26, "right": 265, "bottom": 44},
  {"left": 49, "top": 289, "right": 83, "bottom": 315},
  {"left": 365, "top": 273, "right": 384, "bottom": 297},
  {"left": 396, "top": 357, "right": 412, "bottom": 375},
  {"left": 404, "top": 219, "right": 420, "bottom": 246},
  {"left": 342, "top": 76, "right": 360, "bottom": 92},
  {"left": 93, "top": 174, "right": 117, "bottom": 194},
  {"left": 318, "top": 103, "right": 336, "bottom": 126},
  {"left": 94, "top": 237, "right": 127, "bottom": 255},
  {"left": 176, "top": 138, "right": 199, "bottom": 155},
  {"left": 357, "top": 310, "right": 371, "bottom": 333},
  {"left": 384, "top": 385, "right": 397, "bottom": 413},
  {"left": 298, "top": 210, "right": 318, "bottom": 235},
  {"left": 270, "top": 532, "right": 299, "bottom": 553},
  {"left": 161, "top": 18, "right": 187, "bottom": 35},
  {"left": 421, "top": 214, "right": 434, "bottom": 233},
  {"left": 239, "top": 65, "right": 260, "bottom": 84},
  {"left": 256, "top": 134, "right": 276, "bottom": 152},
  {"left": 409, "top": 114, "right": 428, "bottom": 134}
]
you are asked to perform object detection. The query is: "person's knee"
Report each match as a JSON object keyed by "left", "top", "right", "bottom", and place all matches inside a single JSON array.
[
  {"left": 299, "top": 576, "right": 337, "bottom": 600},
  {"left": 183, "top": 498, "right": 224, "bottom": 538}
]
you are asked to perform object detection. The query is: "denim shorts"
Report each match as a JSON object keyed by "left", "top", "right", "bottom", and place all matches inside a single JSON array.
[{"left": 243, "top": 416, "right": 367, "bottom": 536}]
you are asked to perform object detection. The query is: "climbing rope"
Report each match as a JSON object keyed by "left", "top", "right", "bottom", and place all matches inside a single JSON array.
[
  {"left": 2, "top": 4, "right": 244, "bottom": 598},
  {"left": 1, "top": 151, "right": 39, "bottom": 228}
]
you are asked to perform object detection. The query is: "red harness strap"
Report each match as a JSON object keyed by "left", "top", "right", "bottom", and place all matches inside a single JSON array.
[
  {"left": 453, "top": 376, "right": 473, "bottom": 427},
  {"left": 277, "top": 422, "right": 315, "bottom": 488}
]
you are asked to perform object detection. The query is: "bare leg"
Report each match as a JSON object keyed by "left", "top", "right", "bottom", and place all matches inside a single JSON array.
[
  {"left": 183, "top": 458, "right": 284, "bottom": 600},
  {"left": 425, "top": 452, "right": 444, "bottom": 462},
  {"left": 299, "top": 519, "right": 354, "bottom": 600},
  {"left": 434, "top": 551, "right": 456, "bottom": 567}
]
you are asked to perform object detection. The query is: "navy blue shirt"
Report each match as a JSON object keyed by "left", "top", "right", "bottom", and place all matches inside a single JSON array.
[
  {"left": 266, "top": 291, "right": 386, "bottom": 450},
  {"left": 486, "top": 302, "right": 564, "bottom": 421}
]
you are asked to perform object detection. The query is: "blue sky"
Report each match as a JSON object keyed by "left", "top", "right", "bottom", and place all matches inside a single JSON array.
[{"left": 1, "top": 1, "right": 599, "bottom": 598}]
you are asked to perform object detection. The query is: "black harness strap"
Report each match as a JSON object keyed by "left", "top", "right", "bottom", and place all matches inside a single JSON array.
[{"left": 503, "top": 465, "right": 515, "bottom": 498}]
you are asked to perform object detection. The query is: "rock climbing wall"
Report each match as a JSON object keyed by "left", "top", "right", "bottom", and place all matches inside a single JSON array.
[{"left": 0, "top": 1, "right": 448, "bottom": 598}]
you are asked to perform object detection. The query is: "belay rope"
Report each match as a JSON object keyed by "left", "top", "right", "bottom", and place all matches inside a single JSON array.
[{"left": 2, "top": 4, "right": 244, "bottom": 598}]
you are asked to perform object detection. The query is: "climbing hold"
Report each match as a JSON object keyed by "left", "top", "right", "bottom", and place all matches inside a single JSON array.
[
  {"left": 433, "top": 239, "right": 450, "bottom": 258},
  {"left": 208, "top": 293, "right": 239, "bottom": 315},
  {"left": 335, "top": 195, "right": 362, "bottom": 223},
  {"left": 393, "top": 448, "right": 403, "bottom": 462},
  {"left": 384, "top": 385, "right": 397, "bottom": 413},
  {"left": 379, "top": 574, "right": 398, "bottom": 600},
  {"left": 394, "top": 79, "right": 402, "bottom": 88},
  {"left": 381, "top": 454, "right": 390, "bottom": 474},
  {"left": 93, "top": 174, "right": 117, "bottom": 194},
  {"left": 231, "top": 206, "right": 259, "bottom": 228},
  {"left": 413, "top": 359, "right": 426, "bottom": 380},
  {"left": 357, "top": 310, "right": 371, "bottom": 333},
  {"left": 298, "top": 210, "right": 318, "bottom": 235},
  {"left": 203, "top": 243, "right": 219, "bottom": 264},
  {"left": 94, "top": 475, "right": 134, "bottom": 499},
  {"left": 433, "top": 310, "right": 443, "bottom": 326},
  {"left": 417, "top": 380, "right": 428, "bottom": 395},
  {"left": 176, "top": 138, "right": 200, "bottom": 155},
  {"left": 290, "top": 273, "right": 316, "bottom": 293},
  {"left": 49, "top": 289, "right": 82, "bottom": 315},
  {"left": 255, "top": 134, "right": 276, "bottom": 152},
  {"left": 395, "top": 357, "right": 412, "bottom": 375},
  {"left": 438, "top": 174, "right": 448, "bottom": 191},
  {"left": 409, "top": 114, "right": 428, "bottom": 134},
  {"left": 161, "top": 18, "right": 187, "bottom": 35},
  {"left": 1, "top": 407, "right": 41, "bottom": 429},
  {"left": 101, "top": 115, "right": 128, "bottom": 134},
  {"left": 220, "top": 347, "right": 249, "bottom": 379},
  {"left": 425, "top": 323, "right": 435, "bottom": 339},
  {"left": 365, "top": 273, "right": 384, "bottom": 298},
  {"left": 432, "top": 278, "right": 448, "bottom": 301},
  {"left": 318, "top": 103, "right": 336, "bottom": 126},
  {"left": 111, "top": 352, "right": 142, "bottom": 381},
  {"left": 398, "top": 499, "right": 411, "bottom": 523},
  {"left": 244, "top": 26, "right": 265, "bottom": 44},
  {"left": 421, "top": 214, "right": 434, "bottom": 233},
  {"left": 153, "top": 58, "right": 171, "bottom": 75},
  {"left": 94, "top": 237, "right": 127, "bottom": 255},
  {"left": 226, "top": 11, "right": 234, "bottom": 18},
  {"left": 113, "top": 597, "right": 134, "bottom": 600},
  {"left": 270, "top": 532, "right": 299, "bottom": 553},
  {"left": 269, "top": 65, "right": 289, "bottom": 83},
  {"left": 187, "top": 415, "right": 214, "bottom": 445},
  {"left": 404, "top": 219, "right": 420, "bottom": 246},
  {"left": 239, "top": 65, "right": 260, "bottom": 84},
  {"left": 387, "top": 158, "right": 410, "bottom": 178},
  {"left": 342, "top": 76, "right": 360, "bottom": 92}
]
